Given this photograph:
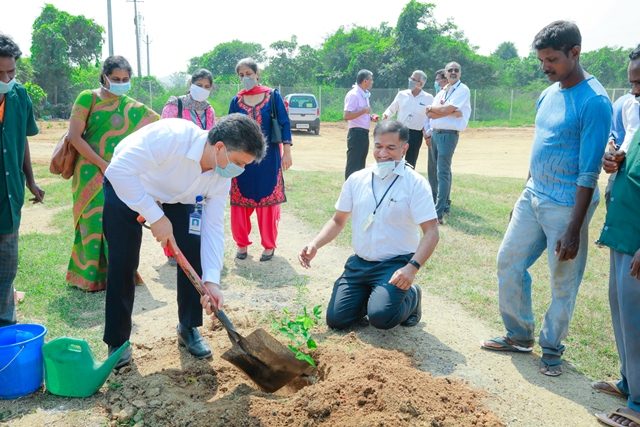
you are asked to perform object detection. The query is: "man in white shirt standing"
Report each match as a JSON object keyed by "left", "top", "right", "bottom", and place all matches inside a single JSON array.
[
  {"left": 382, "top": 70, "right": 433, "bottom": 168},
  {"left": 299, "top": 120, "right": 439, "bottom": 330},
  {"left": 103, "top": 114, "right": 265, "bottom": 368},
  {"left": 427, "top": 62, "right": 471, "bottom": 223}
]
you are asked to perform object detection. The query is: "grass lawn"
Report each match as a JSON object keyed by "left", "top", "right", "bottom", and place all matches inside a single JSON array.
[{"left": 285, "top": 170, "right": 617, "bottom": 381}]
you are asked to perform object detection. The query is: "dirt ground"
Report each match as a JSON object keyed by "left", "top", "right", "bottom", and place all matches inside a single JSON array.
[{"left": 3, "top": 122, "right": 619, "bottom": 426}]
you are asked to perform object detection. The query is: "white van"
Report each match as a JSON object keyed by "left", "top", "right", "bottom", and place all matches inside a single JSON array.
[{"left": 284, "top": 93, "right": 320, "bottom": 135}]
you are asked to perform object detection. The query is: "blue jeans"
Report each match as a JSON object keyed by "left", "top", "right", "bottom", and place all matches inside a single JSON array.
[
  {"left": 0, "top": 232, "right": 18, "bottom": 327},
  {"left": 428, "top": 131, "right": 459, "bottom": 218},
  {"left": 609, "top": 249, "right": 640, "bottom": 412},
  {"left": 326, "top": 254, "right": 418, "bottom": 330},
  {"left": 496, "top": 189, "right": 597, "bottom": 358}
]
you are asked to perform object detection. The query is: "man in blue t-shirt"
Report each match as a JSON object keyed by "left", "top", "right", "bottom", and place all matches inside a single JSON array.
[{"left": 481, "top": 21, "right": 612, "bottom": 377}]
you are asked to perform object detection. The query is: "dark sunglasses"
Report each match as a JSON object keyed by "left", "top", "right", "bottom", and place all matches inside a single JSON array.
[{"left": 447, "top": 68, "right": 460, "bottom": 73}]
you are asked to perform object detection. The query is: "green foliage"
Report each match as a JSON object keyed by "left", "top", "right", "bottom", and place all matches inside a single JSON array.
[
  {"left": 492, "top": 41, "right": 519, "bottom": 61},
  {"left": 129, "top": 76, "right": 168, "bottom": 113},
  {"left": 188, "top": 40, "right": 265, "bottom": 77},
  {"left": 272, "top": 305, "right": 322, "bottom": 367},
  {"left": 30, "top": 3, "right": 103, "bottom": 113},
  {"left": 23, "top": 82, "right": 47, "bottom": 117},
  {"left": 16, "top": 58, "right": 35, "bottom": 83},
  {"left": 581, "top": 47, "right": 629, "bottom": 87}
]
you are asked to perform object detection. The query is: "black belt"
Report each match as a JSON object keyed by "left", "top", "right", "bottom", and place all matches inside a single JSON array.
[{"left": 433, "top": 129, "right": 459, "bottom": 134}]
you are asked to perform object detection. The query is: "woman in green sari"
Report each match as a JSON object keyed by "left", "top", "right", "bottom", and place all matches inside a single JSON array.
[{"left": 66, "top": 56, "right": 159, "bottom": 291}]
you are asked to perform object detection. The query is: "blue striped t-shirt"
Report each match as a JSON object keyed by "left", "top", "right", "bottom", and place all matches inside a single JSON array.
[{"left": 527, "top": 76, "right": 612, "bottom": 206}]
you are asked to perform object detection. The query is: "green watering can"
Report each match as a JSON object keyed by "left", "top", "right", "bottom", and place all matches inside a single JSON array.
[{"left": 42, "top": 338, "right": 130, "bottom": 397}]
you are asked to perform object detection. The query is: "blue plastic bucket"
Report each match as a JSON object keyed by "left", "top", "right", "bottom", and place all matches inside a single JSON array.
[{"left": 0, "top": 324, "right": 47, "bottom": 399}]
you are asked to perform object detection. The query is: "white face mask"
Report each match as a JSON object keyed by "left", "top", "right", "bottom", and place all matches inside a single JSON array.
[
  {"left": 190, "top": 84, "right": 211, "bottom": 102},
  {"left": 0, "top": 78, "right": 16, "bottom": 94},
  {"left": 373, "top": 161, "right": 396, "bottom": 179}
]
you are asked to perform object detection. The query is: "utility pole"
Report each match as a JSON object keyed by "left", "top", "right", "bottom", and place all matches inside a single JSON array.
[
  {"left": 144, "top": 34, "right": 151, "bottom": 77},
  {"left": 107, "top": 0, "right": 114, "bottom": 56},
  {"left": 127, "top": 0, "right": 143, "bottom": 77}
]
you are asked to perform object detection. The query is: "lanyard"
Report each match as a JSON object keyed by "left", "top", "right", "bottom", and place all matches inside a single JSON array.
[
  {"left": 194, "top": 109, "right": 207, "bottom": 129},
  {"left": 442, "top": 81, "right": 461, "bottom": 104},
  {"left": 371, "top": 173, "right": 400, "bottom": 214}
]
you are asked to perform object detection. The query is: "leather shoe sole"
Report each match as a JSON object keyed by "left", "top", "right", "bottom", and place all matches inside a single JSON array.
[
  {"left": 401, "top": 285, "right": 422, "bottom": 327},
  {"left": 177, "top": 325, "right": 212, "bottom": 359}
]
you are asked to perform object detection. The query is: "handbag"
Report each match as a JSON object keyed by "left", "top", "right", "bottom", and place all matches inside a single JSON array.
[
  {"left": 269, "top": 89, "right": 283, "bottom": 144},
  {"left": 49, "top": 91, "right": 97, "bottom": 179}
]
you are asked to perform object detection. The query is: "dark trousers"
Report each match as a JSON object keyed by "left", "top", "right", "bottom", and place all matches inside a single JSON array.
[
  {"left": 326, "top": 254, "right": 418, "bottom": 330},
  {"left": 0, "top": 232, "right": 18, "bottom": 327},
  {"left": 345, "top": 127, "right": 369, "bottom": 180},
  {"left": 405, "top": 129, "right": 423, "bottom": 169},
  {"left": 102, "top": 180, "right": 203, "bottom": 347}
]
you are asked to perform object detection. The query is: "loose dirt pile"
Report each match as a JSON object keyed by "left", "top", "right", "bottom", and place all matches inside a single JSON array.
[{"left": 104, "top": 331, "right": 503, "bottom": 426}]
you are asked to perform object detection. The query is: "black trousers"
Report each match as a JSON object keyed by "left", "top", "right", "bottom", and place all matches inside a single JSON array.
[
  {"left": 405, "top": 129, "right": 423, "bottom": 169},
  {"left": 345, "top": 127, "right": 369, "bottom": 180},
  {"left": 102, "top": 180, "right": 202, "bottom": 347}
]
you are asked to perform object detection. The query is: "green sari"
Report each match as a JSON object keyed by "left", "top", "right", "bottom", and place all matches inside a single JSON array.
[{"left": 66, "top": 89, "right": 159, "bottom": 291}]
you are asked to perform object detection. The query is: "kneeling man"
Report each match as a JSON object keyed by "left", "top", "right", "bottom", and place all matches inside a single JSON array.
[{"left": 299, "top": 120, "right": 439, "bottom": 329}]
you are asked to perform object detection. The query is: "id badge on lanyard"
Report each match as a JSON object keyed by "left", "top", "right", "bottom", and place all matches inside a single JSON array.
[{"left": 189, "top": 195, "right": 204, "bottom": 236}]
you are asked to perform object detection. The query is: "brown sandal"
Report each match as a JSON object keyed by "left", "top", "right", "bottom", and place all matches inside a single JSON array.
[{"left": 592, "top": 381, "right": 628, "bottom": 399}]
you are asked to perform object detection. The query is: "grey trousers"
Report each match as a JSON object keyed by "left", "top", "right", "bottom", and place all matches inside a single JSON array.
[
  {"left": 428, "top": 130, "right": 459, "bottom": 218},
  {"left": 609, "top": 249, "right": 640, "bottom": 412},
  {"left": 326, "top": 254, "right": 418, "bottom": 330},
  {"left": 0, "top": 232, "right": 19, "bottom": 327}
]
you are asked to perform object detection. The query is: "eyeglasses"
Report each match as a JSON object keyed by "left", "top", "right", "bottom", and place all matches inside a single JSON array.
[{"left": 447, "top": 68, "right": 460, "bottom": 73}]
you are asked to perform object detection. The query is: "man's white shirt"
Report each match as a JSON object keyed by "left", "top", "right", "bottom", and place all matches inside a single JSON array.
[
  {"left": 620, "top": 96, "right": 640, "bottom": 152},
  {"left": 383, "top": 89, "right": 433, "bottom": 131},
  {"left": 105, "top": 118, "right": 229, "bottom": 284},
  {"left": 335, "top": 162, "right": 437, "bottom": 262},
  {"left": 430, "top": 81, "right": 472, "bottom": 131}
]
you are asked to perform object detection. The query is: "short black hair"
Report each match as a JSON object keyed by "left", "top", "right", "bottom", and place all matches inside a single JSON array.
[
  {"left": 207, "top": 113, "right": 266, "bottom": 162},
  {"left": 235, "top": 57, "right": 258, "bottom": 75},
  {"left": 191, "top": 68, "right": 213, "bottom": 85},
  {"left": 373, "top": 120, "right": 409, "bottom": 144},
  {"left": 356, "top": 69, "right": 373, "bottom": 84},
  {"left": 100, "top": 55, "right": 132, "bottom": 85},
  {"left": 532, "top": 20, "right": 581, "bottom": 55},
  {"left": 0, "top": 33, "right": 22, "bottom": 60},
  {"left": 630, "top": 44, "right": 640, "bottom": 61}
]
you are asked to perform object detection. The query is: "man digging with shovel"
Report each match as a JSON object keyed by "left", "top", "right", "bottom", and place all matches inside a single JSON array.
[{"left": 102, "top": 114, "right": 265, "bottom": 369}]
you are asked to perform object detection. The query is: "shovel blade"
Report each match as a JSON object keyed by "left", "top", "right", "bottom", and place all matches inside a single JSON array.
[{"left": 221, "top": 328, "right": 312, "bottom": 393}]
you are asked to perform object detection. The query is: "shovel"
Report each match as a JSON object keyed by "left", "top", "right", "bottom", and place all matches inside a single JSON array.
[{"left": 133, "top": 212, "right": 312, "bottom": 392}]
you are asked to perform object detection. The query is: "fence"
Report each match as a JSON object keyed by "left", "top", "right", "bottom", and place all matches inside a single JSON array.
[{"left": 205, "top": 84, "right": 630, "bottom": 127}]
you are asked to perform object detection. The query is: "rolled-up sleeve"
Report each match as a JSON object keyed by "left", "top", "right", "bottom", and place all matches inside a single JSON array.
[
  {"left": 200, "top": 187, "right": 228, "bottom": 284},
  {"left": 577, "top": 95, "right": 612, "bottom": 188}
]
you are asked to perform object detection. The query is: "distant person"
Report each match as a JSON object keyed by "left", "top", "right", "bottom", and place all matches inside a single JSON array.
[
  {"left": 0, "top": 33, "right": 44, "bottom": 326},
  {"left": 433, "top": 69, "right": 448, "bottom": 94},
  {"left": 382, "top": 70, "right": 433, "bottom": 168},
  {"left": 426, "top": 61, "right": 471, "bottom": 223},
  {"left": 65, "top": 56, "right": 158, "bottom": 292},
  {"left": 161, "top": 68, "right": 217, "bottom": 265},
  {"left": 481, "top": 21, "right": 612, "bottom": 377},
  {"left": 299, "top": 120, "right": 439, "bottom": 330},
  {"left": 103, "top": 115, "right": 266, "bottom": 368},
  {"left": 228, "top": 58, "right": 292, "bottom": 262},
  {"left": 343, "top": 69, "right": 379, "bottom": 179},
  {"left": 592, "top": 45, "right": 640, "bottom": 427}
]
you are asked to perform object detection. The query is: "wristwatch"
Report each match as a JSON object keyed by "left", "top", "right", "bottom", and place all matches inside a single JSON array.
[{"left": 408, "top": 259, "right": 421, "bottom": 270}]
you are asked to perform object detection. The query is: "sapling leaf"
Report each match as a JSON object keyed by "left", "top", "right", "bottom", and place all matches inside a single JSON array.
[{"left": 307, "top": 338, "right": 317, "bottom": 350}]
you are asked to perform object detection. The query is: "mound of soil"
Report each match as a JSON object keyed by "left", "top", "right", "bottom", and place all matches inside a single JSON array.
[{"left": 104, "top": 331, "right": 503, "bottom": 426}]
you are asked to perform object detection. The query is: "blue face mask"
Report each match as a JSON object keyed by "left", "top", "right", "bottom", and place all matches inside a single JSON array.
[
  {"left": 0, "top": 78, "right": 16, "bottom": 94},
  {"left": 241, "top": 76, "right": 257, "bottom": 91},
  {"left": 434, "top": 82, "right": 441, "bottom": 93},
  {"left": 373, "top": 160, "right": 396, "bottom": 179},
  {"left": 215, "top": 146, "right": 245, "bottom": 178},
  {"left": 105, "top": 76, "right": 131, "bottom": 96}
]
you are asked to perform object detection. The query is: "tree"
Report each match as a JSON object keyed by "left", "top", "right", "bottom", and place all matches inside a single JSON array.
[
  {"left": 493, "top": 42, "right": 519, "bottom": 61},
  {"left": 581, "top": 47, "right": 629, "bottom": 87},
  {"left": 16, "top": 58, "right": 35, "bottom": 83},
  {"left": 188, "top": 40, "right": 265, "bottom": 78},
  {"left": 23, "top": 82, "right": 47, "bottom": 118},
  {"left": 30, "top": 4, "right": 103, "bottom": 108},
  {"left": 264, "top": 36, "right": 299, "bottom": 86}
]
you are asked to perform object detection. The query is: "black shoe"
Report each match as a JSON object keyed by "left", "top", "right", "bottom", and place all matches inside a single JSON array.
[
  {"left": 108, "top": 344, "right": 132, "bottom": 370},
  {"left": 177, "top": 324, "right": 212, "bottom": 359},
  {"left": 259, "top": 249, "right": 275, "bottom": 262},
  {"left": 236, "top": 249, "right": 248, "bottom": 260},
  {"left": 401, "top": 285, "right": 422, "bottom": 327}
]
